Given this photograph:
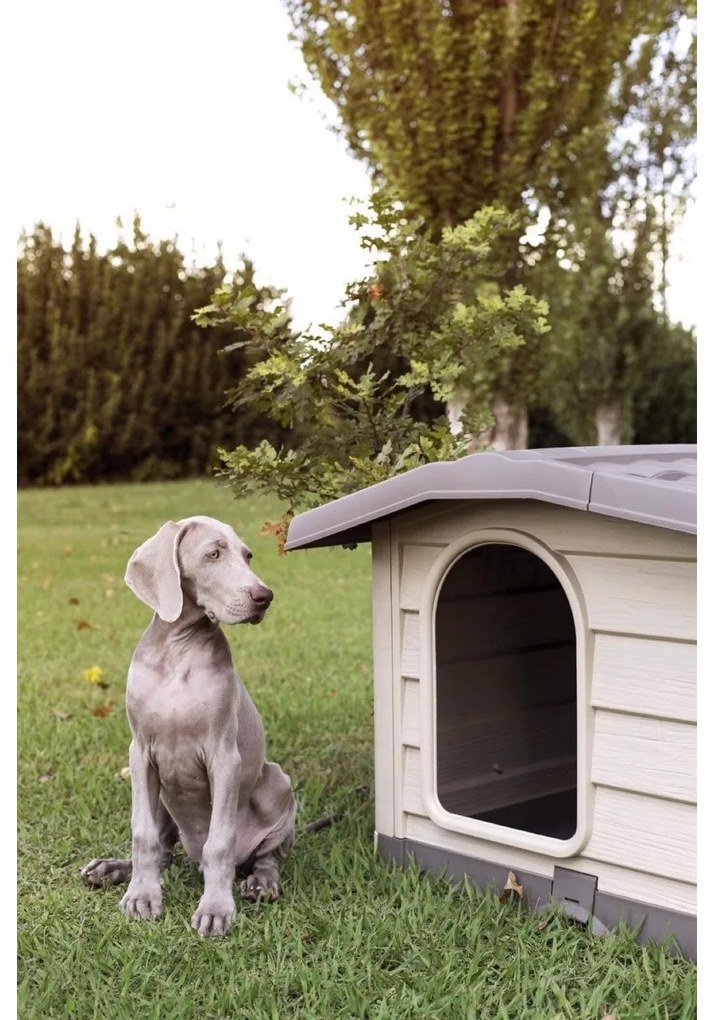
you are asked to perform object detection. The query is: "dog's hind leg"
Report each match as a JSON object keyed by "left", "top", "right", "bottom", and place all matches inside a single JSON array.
[
  {"left": 239, "top": 828, "right": 294, "bottom": 903},
  {"left": 80, "top": 801, "right": 178, "bottom": 888},
  {"left": 240, "top": 787, "right": 296, "bottom": 903}
]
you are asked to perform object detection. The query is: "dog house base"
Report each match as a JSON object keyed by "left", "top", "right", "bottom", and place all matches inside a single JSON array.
[{"left": 376, "top": 833, "right": 696, "bottom": 961}]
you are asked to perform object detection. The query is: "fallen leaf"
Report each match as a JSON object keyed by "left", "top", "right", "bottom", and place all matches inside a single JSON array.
[
  {"left": 76, "top": 620, "right": 94, "bottom": 631},
  {"left": 41, "top": 576, "right": 52, "bottom": 590},
  {"left": 102, "top": 573, "right": 115, "bottom": 583},
  {"left": 64, "top": 545, "right": 74, "bottom": 556},
  {"left": 328, "top": 689, "right": 338, "bottom": 697},
  {"left": 68, "top": 596, "right": 80, "bottom": 605},
  {"left": 602, "top": 1015, "right": 621, "bottom": 1020},
  {"left": 104, "top": 589, "right": 114, "bottom": 598},
  {"left": 118, "top": 766, "right": 131, "bottom": 781},
  {"left": 91, "top": 702, "right": 114, "bottom": 717},
  {"left": 51, "top": 709, "right": 71, "bottom": 721},
  {"left": 499, "top": 871, "right": 524, "bottom": 902},
  {"left": 38, "top": 772, "right": 53, "bottom": 783},
  {"left": 83, "top": 665, "right": 105, "bottom": 685}
]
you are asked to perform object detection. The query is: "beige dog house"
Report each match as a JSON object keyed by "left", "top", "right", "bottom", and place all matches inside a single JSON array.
[{"left": 286, "top": 446, "right": 697, "bottom": 957}]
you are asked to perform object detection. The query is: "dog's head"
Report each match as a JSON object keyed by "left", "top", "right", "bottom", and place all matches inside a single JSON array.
[{"left": 125, "top": 515, "right": 273, "bottom": 626}]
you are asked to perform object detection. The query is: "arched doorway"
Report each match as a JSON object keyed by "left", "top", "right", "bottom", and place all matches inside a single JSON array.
[{"left": 435, "top": 542, "right": 578, "bottom": 841}]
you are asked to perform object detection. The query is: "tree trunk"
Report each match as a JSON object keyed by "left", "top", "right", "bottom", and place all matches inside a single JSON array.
[
  {"left": 445, "top": 387, "right": 469, "bottom": 437},
  {"left": 595, "top": 400, "right": 623, "bottom": 446},
  {"left": 447, "top": 391, "right": 528, "bottom": 451},
  {"left": 475, "top": 394, "right": 528, "bottom": 451}
]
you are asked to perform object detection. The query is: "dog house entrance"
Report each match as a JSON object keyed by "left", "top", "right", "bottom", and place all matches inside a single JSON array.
[{"left": 435, "top": 543, "right": 577, "bottom": 841}]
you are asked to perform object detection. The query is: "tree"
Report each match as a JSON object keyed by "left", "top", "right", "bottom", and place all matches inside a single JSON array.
[
  {"left": 284, "top": 0, "right": 695, "bottom": 446},
  {"left": 195, "top": 194, "right": 548, "bottom": 548},
  {"left": 17, "top": 218, "right": 286, "bottom": 484},
  {"left": 527, "top": 13, "right": 696, "bottom": 444}
]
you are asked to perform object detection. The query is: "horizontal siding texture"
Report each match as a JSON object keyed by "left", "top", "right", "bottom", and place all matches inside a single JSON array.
[
  {"left": 568, "top": 555, "right": 696, "bottom": 641},
  {"left": 398, "top": 502, "right": 696, "bottom": 560},
  {"left": 592, "top": 711, "right": 696, "bottom": 803},
  {"left": 585, "top": 787, "right": 696, "bottom": 883},
  {"left": 592, "top": 633, "right": 696, "bottom": 722}
]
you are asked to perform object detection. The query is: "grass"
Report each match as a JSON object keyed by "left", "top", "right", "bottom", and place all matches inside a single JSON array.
[{"left": 18, "top": 479, "right": 696, "bottom": 1019}]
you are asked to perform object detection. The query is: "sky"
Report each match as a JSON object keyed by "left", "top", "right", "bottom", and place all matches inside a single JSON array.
[
  {"left": 11, "top": 0, "right": 697, "bottom": 332},
  {"left": 12, "top": 0, "right": 372, "bottom": 332}
]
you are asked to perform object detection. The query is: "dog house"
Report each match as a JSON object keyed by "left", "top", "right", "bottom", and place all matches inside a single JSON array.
[{"left": 286, "top": 446, "right": 697, "bottom": 958}]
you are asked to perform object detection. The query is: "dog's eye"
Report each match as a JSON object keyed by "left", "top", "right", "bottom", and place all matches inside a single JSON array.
[{"left": 207, "top": 549, "right": 220, "bottom": 560}]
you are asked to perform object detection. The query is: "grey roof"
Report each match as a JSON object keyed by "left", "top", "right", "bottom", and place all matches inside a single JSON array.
[{"left": 285, "top": 445, "right": 697, "bottom": 550}]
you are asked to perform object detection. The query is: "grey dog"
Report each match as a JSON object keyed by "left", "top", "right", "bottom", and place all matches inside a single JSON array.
[{"left": 80, "top": 516, "right": 296, "bottom": 936}]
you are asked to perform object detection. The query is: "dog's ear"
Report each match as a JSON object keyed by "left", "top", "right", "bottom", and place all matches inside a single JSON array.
[{"left": 125, "top": 521, "right": 188, "bottom": 622}]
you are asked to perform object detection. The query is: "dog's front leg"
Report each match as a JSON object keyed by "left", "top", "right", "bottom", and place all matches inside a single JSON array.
[
  {"left": 119, "top": 741, "right": 164, "bottom": 920},
  {"left": 192, "top": 750, "right": 242, "bottom": 937}
]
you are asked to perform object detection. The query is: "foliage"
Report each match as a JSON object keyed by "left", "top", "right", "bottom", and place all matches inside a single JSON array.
[
  {"left": 17, "top": 218, "right": 286, "bottom": 485},
  {"left": 285, "top": 0, "right": 670, "bottom": 233},
  {"left": 285, "top": 0, "right": 696, "bottom": 444},
  {"left": 631, "top": 323, "right": 696, "bottom": 445},
  {"left": 527, "top": 12, "right": 697, "bottom": 442},
  {"left": 195, "top": 195, "right": 549, "bottom": 546}
]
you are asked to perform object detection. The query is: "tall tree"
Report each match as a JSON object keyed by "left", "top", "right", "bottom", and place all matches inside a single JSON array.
[
  {"left": 528, "top": 13, "right": 696, "bottom": 444},
  {"left": 284, "top": 0, "right": 695, "bottom": 446}
]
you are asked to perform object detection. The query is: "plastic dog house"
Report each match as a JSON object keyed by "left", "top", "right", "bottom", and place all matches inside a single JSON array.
[{"left": 286, "top": 446, "right": 697, "bottom": 958}]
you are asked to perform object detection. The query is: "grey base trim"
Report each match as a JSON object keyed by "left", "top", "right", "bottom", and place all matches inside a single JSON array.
[{"left": 377, "top": 833, "right": 696, "bottom": 961}]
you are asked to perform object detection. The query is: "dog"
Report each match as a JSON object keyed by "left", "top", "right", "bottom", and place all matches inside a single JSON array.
[{"left": 80, "top": 516, "right": 296, "bottom": 936}]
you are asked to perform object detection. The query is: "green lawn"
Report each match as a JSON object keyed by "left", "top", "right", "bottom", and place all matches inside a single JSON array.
[{"left": 18, "top": 480, "right": 696, "bottom": 1019}]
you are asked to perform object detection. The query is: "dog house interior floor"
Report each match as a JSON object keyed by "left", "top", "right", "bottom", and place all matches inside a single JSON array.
[
  {"left": 477, "top": 789, "right": 577, "bottom": 840},
  {"left": 435, "top": 543, "right": 578, "bottom": 843}
]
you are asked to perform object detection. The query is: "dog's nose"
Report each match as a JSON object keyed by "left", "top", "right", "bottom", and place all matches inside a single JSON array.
[{"left": 249, "top": 584, "right": 273, "bottom": 608}]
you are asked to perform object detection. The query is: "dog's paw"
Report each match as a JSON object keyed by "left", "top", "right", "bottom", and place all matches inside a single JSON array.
[
  {"left": 80, "top": 858, "right": 132, "bottom": 887},
  {"left": 191, "top": 894, "right": 236, "bottom": 937},
  {"left": 120, "top": 881, "right": 162, "bottom": 920},
  {"left": 240, "top": 873, "right": 279, "bottom": 902}
]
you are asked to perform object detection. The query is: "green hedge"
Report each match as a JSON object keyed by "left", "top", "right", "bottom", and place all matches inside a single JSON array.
[{"left": 18, "top": 218, "right": 286, "bottom": 485}]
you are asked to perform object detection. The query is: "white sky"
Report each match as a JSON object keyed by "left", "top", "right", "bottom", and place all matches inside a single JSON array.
[
  {"left": 12, "top": 0, "right": 372, "bottom": 332},
  {"left": 11, "top": 0, "right": 696, "bottom": 331}
]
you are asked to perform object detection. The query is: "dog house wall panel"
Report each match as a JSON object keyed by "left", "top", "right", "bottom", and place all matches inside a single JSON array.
[
  {"left": 591, "top": 634, "right": 696, "bottom": 723},
  {"left": 396, "top": 499, "right": 696, "bottom": 559},
  {"left": 585, "top": 788, "right": 696, "bottom": 881},
  {"left": 382, "top": 500, "right": 697, "bottom": 923},
  {"left": 591, "top": 711, "right": 696, "bottom": 803},
  {"left": 371, "top": 521, "right": 397, "bottom": 839},
  {"left": 568, "top": 555, "right": 696, "bottom": 641}
]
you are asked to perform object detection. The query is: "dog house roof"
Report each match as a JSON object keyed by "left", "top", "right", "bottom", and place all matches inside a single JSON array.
[{"left": 285, "top": 445, "right": 697, "bottom": 550}]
